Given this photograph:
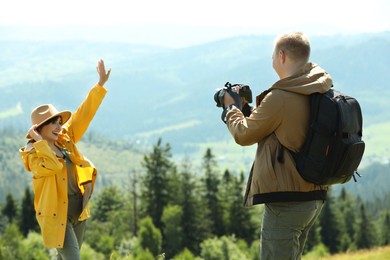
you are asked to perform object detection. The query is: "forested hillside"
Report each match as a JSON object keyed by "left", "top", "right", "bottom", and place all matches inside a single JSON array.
[
  {"left": 1, "top": 135, "right": 390, "bottom": 259},
  {"left": 3, "top": 32, "right": 387, "bottom": 197},
  {"left": 1, "top": 32, "right": 390, "bottom": 259},
  {"left": 2, "top": 126, "right": 389, "bottom": 204}
]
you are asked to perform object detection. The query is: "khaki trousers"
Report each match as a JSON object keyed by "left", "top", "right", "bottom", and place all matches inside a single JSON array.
[
  {"left": 56, "top": 193, "right": 85, "bottom": 260},
  {"left": 261, "top": 200, "right": 324, "bottom": 260}
]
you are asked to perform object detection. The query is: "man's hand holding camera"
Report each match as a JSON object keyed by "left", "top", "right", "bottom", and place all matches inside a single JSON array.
[
  {"left": 223, "top": 87, "right": 240, "bottom": 108},
  {"left": 214, "top": 82, "right": 253, "bottom": 123}
]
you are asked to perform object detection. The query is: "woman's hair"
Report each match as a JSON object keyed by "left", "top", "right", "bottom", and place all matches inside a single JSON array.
[
  {"left": 36, "top": 116, "right": 61, "bottom": 133},
  {"left": 274, "top": 32, "right": 311, "bottom": 63}
]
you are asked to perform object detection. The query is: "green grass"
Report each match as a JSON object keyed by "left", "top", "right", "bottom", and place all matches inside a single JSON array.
[
  {"left": 362, "top": 121, "right": 390, "bottom": 164},
  {"left": 303, "top": 246, "right": 390, "bottom": 260}
]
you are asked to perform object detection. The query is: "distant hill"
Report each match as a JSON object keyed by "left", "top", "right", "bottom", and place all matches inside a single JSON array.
[
  {"left": 1, "top": 32, "right": 389, "bottom": 166},
  {"left": 2, "top": 127, "right": 389, "bottom": 204}
]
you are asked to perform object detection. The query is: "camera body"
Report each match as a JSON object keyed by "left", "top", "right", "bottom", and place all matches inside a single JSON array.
[{"left": 214, "top": 82, "right": 253, "bottom": 109}]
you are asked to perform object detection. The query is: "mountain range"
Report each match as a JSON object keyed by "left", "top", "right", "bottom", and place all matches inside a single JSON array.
[{"left": 1, "top": 31, "right": 389, "bottom": 169}]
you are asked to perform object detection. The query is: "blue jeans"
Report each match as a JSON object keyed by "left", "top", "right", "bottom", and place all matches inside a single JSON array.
[{"left": 261, "top": 200, "right": 324, "bottom": 260}]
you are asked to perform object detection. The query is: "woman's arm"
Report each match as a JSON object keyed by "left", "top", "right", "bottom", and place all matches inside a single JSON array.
[
  {"left": 65, "top": 59, "right": 111, "bottom": 143},
  {"left": 27, "top": 140, "right": 64, "bottom": 177}
]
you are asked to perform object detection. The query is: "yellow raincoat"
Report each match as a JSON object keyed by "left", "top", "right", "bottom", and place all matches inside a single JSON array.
[{"left": 19, "top": 84, "right": 107, "bottom": 248}]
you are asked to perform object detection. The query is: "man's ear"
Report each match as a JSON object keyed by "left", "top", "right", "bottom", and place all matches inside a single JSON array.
[{"left": 279, "top": 50, "right": 286, "bottom": 63}]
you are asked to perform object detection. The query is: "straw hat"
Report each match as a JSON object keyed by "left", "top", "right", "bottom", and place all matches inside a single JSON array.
[{"left": 26, "top": 104, "right": 71, "bottom": 139}]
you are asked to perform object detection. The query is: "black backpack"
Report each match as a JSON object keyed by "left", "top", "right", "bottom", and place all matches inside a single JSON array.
[{"left": 290, "top": 88, "right": 365, "bottom": 185}]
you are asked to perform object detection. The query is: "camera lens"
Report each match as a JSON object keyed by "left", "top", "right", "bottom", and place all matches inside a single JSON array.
[{"left": 214, "top": 90, "right": 221, "bottom": 107}]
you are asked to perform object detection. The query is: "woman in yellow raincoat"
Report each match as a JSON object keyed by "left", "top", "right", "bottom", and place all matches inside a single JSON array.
[{"left": 19, "top": 59, "right": 111, "bottom": 259}]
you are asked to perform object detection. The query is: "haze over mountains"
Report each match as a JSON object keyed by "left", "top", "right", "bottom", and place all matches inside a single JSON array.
[{"left": 1, "top": 31, "right": 389, "bottom": 164}]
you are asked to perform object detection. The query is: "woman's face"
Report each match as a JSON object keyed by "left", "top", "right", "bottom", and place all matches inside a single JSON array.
[{"left": 39, "top": 117, "right": 62, "bottom": 142}]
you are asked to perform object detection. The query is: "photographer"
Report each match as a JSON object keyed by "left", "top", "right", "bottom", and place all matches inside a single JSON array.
[{"left": 217, "top": 32, "right": 331, "bottom": 259}]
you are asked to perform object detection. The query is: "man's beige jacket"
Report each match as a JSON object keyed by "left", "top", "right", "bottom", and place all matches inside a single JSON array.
[{"left": 226, "top": 63, "right": 332, "bottom": 206}]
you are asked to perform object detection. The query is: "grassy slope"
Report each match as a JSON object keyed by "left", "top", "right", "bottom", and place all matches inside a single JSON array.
[
  {"left": 363, "top": 121, "right": 390, "bottom": 163},
  {"left": 303, "top": 246, "right": 390, "bottom": 260}
]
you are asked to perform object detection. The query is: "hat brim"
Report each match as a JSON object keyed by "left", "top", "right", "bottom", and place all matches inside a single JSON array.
[{"left": 26, "top": 111, "right": 72, "bottom": 139}]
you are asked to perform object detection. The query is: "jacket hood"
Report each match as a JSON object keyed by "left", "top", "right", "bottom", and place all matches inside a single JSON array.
[
  {"left": 19, "top": 143, "right": 34, "bottom": 172},
  {"left": 271, "top": 63, "right": 333, "bottom": 95}
]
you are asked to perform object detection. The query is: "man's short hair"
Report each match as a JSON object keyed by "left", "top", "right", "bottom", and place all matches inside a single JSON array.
[{"left": 275, "top": 32, "right": 311, "bottom": 63}]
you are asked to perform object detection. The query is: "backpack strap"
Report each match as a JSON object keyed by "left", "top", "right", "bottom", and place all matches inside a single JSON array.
[{"left": 256, "top": 89, "right": 271, "bottom": 107}]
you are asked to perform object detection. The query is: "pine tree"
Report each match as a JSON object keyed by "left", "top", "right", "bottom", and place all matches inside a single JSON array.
[
  {"left": 166, "top": 167, "right": 181, "bottom": 206},
  {"left": 355, "top": 203, "right": 377, "bottom": 249},
  {"left": 162, "top": 204, "right": 183, "bottom": 258},
  {"left": 93, "top": 186, "right": 124, "bottom": 222},
  {"left": 319, "top": 190, "right": 342, "bottom": 253},
  {"left": 18, "top": 187, "right": 39, "bottom": 236},
  {"left": 141, "top": 138, "right": 174, "bottom": 230},
  {"left": 137, "top": 217, "right": 163, "bottom": 257},
  {"left": 337, "top": 188, "right": 357, "bottom": 251},
  {"left": 228, "top": 171, "right": 255, "bottom": 244},
  {"left": 380, "top": 211, "right": 390, "bottom": 245},
  {"left": 1, "top": 193, "right": 18, "bottom": 223},
  {"left": 129, "top": 169, "right": 139, "bottom": 237},
  {"left": 179, "top": 158, "right": 209, "bottom": 255},
  {"left": 220, "top": 169, "right": 233, "bottom": 234},
  {"left": 0, "top": 214, "right": 8, "bottom": 233},
  {"left": 201, "top": 148, "right": 225, "bottom": 236},
  {"left": 304, "top": 219, "right": 322, "bottom": 254}
]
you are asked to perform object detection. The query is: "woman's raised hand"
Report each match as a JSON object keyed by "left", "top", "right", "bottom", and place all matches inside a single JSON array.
[{"left": 97, "top": 59, "right": 111, "bottom": 86}]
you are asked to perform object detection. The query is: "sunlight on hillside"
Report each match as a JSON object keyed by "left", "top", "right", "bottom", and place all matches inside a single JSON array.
[
  {"left": 363, "top": 122, "right": 390, "bottom": 165},
  {"left": 136, "top": 120, "right": 201, "bottom": 138},
  {"left": 0, "top": 102, "right": 23, "bottom": 119},
  {"left": 190, "top": 139, "right": 257, "bottom": 173},
  {"left": 303, "top": 246, "right": 390, "bottom": 260}
]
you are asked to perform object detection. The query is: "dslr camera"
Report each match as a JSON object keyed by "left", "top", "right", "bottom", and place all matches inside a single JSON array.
[{"left": 214, "top": 82, "right": 253, "bottom": 110}]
